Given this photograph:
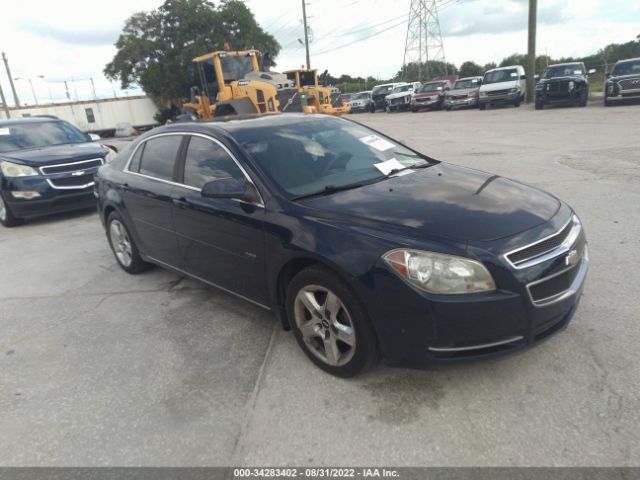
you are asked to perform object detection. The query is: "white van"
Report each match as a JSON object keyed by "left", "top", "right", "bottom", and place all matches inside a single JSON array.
[{"left": 478, "top": 65, "right": 527, "bottom": 109}]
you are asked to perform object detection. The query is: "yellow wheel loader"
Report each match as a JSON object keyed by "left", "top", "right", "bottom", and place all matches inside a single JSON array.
[
  {"left": 182, "top": 50, "right": 296, "bottom": 119},
  {"left": 281, "top": 69, "right": 350, "bottom": 115}
]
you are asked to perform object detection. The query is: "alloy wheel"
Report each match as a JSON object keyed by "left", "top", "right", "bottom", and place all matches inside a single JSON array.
[
  {"left": 293, "top": 285, "right": 356, "bottom": 367},
  {"left": 109, "top": 219, "right": 133, "bottom": 267}
]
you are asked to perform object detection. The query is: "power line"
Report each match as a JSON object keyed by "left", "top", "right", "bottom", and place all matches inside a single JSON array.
[{"left": 313, "top": 18, "right": 407, "bottom": 56}]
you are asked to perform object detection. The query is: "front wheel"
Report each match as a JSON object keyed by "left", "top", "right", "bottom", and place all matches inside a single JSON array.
[
  {"left": 0, "top": 192, "right": 24, "bottom": 228},
  {"left": 579, "top": 89, "right": 588, "bottom": 107},
  {"left": 106, "top": 211, "right": 151, "bottom": 274},
  {"left": 287, "top": 266, "right": 378, "bottom": 377},
  {"left": 479, "top": 103, "right": 486, "bottom": 110},
  {"left": 604, "top": 98, "right": 612, "bottom": 107},
  {"left": 513, "top": 97, "right": 521, "bottom": 107},
  {"left": 535, "top": 100, "right": 543, "bottom": 110}
]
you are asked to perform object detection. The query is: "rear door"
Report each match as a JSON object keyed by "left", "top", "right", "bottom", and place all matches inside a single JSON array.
[
  {"left": 122, "top": 134, "right": 185, "bottom": 266},
  {"left": 171, "top": 134, "right": 268, "bottom": 305}
]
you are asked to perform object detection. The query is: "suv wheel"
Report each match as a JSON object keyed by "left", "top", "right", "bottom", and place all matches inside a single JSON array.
[
  {"left": 535, "top": 100, "right": 543, "bottom": 110},
  {"left": 479, "top": 103, "right": 486, "bottom": 110},
  {"left": 579, "top": 89, "right": 588, "bottom": 107},
  {"left": 106, "top": 211, "right": 151, "bottom": 274},
  {"left": 604, "top": 97, "right": 611, "bottom": 107},
  {"left": 513, "top": 97, "right": 521, "bottom": 107},
  {"left": 287, "top": 266, "right": 378, "bottom": 377},
  {"left": 0, "top": 193, "right": 24, "bottom": 228}
]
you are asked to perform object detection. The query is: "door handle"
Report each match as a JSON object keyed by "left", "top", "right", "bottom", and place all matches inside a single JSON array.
[{"left": 170, "top": 194, "right": 189, "bottom": 208}]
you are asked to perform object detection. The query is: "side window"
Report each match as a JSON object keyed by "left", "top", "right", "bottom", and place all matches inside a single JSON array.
[
  {"left": 138, "top": 136, "right": 182, "bottom": 181},
  {"left": 128, "top": 143, "right": 144, "bottom": 172},
  {"left": 183, "top": 136, "right": 245, "bottom": 190}
]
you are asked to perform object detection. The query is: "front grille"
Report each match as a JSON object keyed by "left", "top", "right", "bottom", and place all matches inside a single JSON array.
[
  {"left": 390, "top": 97, "right": 406, "bottom": 105},
  {"left": 48, "top": 173, "right": 95, "bottom": 189},
  {"left": 529, "top": 265, "right": 580, "bottom": 303},
  {"left": 451, "top": 94, "right": 467, "bottom": 100},
  {"left": 487, "top": 89, "right": 510, "bottom": 96},
  {"left": 507, "top": 219, "right": 574, "bottom": 266},
  {"left": 547, "top": 81, "right": 569, "bottom": 93},
  {"left": 621, "top": 91, "right": 640, "bottom": 98},
  {"left": 416, "top": 96, "right": 433, "bottom": 102},
  {"left": 619, "top": 78, "right": 640, "bottom": 90},
  {"left": 40, "top": 158, "right": 103, "bottom": 175}
]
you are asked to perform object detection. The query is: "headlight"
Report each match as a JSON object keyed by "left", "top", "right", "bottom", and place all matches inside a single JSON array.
[
  {"left": 0, "top": 161, "right": 39, "bottom": 177},
  {"left": 509, "top": 88, "right": 518, "bottom": 93},
  {"left": 568, "top": 81, "right": 575, "bottom": 91},
  {"left": 479, "top": 91, "right": 487, "bottom": 97},
  {"left": 103, "top": 146, "right": 117, "bottom": 163},
  {"left": 383, "top": 249, "right": 496, "bottom": 294},
  {"left": 607, "top": 84, "right": 614, "bottom": 93},
  {"left": 468, "top": 91, "right": 477, "bottom": 97}
]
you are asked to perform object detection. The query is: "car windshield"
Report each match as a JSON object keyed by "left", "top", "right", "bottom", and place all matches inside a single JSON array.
[
  {"left": 418, "top": 83, "right": 444, "bottom": 93},
  {"left": 353, "top": 92, "right": 369, "bottom": 100},
  {"left": 453, "top": 79, "right": 479, "bottom": 89},
  {"left": 372, "top": 85, "right": 394, "bottom": 95},
  {"left": 234, "top": 116, "right": 432, "bottom": 199},
  {"left": 611, "top": 60, "right": 640, "bottom": 76},
  {"left": 543, "top": 64, "right": 584, "bottom": 78},
  {"left": 484, "top": 69, "right": 519, "bottom": 84},
  {"left": 0, "top": 121, "right": 88, "bottom": 153}
]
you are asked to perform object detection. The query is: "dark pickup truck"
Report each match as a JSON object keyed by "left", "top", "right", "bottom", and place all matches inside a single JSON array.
[{"left": 535, "top": 62, "right": 595, "bottom": 109}]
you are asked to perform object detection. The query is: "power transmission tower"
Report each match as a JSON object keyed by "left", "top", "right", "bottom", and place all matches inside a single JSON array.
[{"left": 403, "top": 0, "right": 447, "bottom": 81}]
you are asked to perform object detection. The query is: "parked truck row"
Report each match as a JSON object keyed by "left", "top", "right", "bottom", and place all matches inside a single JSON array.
[{"left": 346, "top": 57, "right": 640, "bottom": 113}]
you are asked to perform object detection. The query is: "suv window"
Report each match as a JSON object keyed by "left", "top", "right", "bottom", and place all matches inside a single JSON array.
[
  {"left": 138, "top": 136, "right": 182, "bottom": 181},
  {"left": 183, "top": 136, "right": 244, "bottom": 189}
]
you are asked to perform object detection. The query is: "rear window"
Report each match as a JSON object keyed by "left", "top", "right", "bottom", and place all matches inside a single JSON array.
[{"left": 138, "top": 136, "right": 182, "bottom": 181}]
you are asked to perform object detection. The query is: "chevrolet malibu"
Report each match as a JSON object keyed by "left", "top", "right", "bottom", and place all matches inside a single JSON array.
[{"left": 95, "top": 113, "right": 588, "bottom": 377}]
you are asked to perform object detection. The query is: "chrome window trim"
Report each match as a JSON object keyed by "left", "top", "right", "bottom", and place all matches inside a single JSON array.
[
  {"left": 39, "top": 157, "right": 104, "bottom": 175},
  {"left": 46, "top": 179, "right": 95, "bottom": 190},
  {"left": 504, "top": 215, "right": 580, "bottom": 270},
  {"left": 526, "top": 245, "right": 589, "bottom": 308},
  {"left": 123, "top": 131, "right": 265, "bottom": 208}
]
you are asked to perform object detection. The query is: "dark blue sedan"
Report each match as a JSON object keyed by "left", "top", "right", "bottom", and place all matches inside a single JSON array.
[
  {"left": 0, "top": 117, "right": 114, "bottom": 227},
  {"left": 95, "top": 113, "right": 588, "bottom": 377}
]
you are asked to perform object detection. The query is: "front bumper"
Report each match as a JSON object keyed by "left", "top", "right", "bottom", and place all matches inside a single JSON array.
[
  {"left": 606, "top": 90, "right": 640, "bottom": 102},
  {"left": 479, "top": 91, "right": 519, "bottom": 105},
  {"left": 359, "top": 216, "right": 588, "bottom": 364},
  {"left": 2, "top": 175, "right": 97, "bottom": 218},
  {"left": 411, "top": 96, "right": 442, "bottom": 110}
]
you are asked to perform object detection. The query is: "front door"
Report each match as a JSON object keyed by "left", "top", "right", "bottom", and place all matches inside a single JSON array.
[{"left": 171, "top": 134, "right": 268, "bottom": 305}]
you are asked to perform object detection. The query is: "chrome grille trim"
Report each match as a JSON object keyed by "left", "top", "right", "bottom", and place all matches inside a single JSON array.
[
  {"left": 46, "top": 179, "right": 95, "bottom": 190},
  {"left": 504, "top": 215, "right": 581, "bottom": 269},
  {"left": 428, "top": 335, "right": 524, "bottom": 353},
  {"left": 39, "top": 157, "right": 104, "bottom": 175}
]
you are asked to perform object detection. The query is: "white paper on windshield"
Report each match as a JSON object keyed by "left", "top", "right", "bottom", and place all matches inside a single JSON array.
[
  {"left": 373, "top": 158, "right": 405, "bottom": 175},
  {"left": 574, "top": 70, "right": 582, "bottom": 74},
  {"left": 359, "top": 134, "right": 395, "bottom": 151},
  {"left": 510, "top": 72, "right": 518, "bottom": 77},
  {"left": 0, "top": 127, "right": 10, "bottom": 136}
]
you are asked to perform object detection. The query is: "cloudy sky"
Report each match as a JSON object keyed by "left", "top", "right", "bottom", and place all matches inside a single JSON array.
[{"left": 0, "top": 0, "right": 638, "bottom": 105}]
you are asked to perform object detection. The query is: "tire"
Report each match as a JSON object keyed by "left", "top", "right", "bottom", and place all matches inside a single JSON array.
[
  {"left": 106, "top": 211, "right": 151, "bottom": 274},
  {"left": 0, "top": 192, "right": 24, "bottom": 228},
  {"left": 445, "top": 106, "right": 452, "bottom": 111},
  {"left": 604, "top": 98, "right": 611, "bottom": 107},
  {"left": 513, "top": 97, "right": 521, "bottom": 107},
  {"left": 286, "top": 266, "right": 378, "bottom": 377},
  {"left": 535, "top": 101, "right": 543, "bottom": 110},
  {"left": 579, "top": 89, "right": 588, "bottom": 107},
  {"left": 369, "top": 105, "right": 375, "bottom": 113},
  {"left": 479, "top": 103, "right": 486, "bottom": 110},
  {"left": 411, "top": 108, "right": 418, "bottom": 112}
]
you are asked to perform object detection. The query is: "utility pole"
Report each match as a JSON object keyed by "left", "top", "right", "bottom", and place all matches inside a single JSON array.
[
  {"left": 301, "top": 0, "right": 310, "bottom": 69},
  {"left": 0, "top": 82, "right": 10, "bottom": 118},
  {"left": 2, "top": 52, "right": 20, "bottom": 107},
  {"left": 526, "top": 0, "right": 537, "bottom": 103}
]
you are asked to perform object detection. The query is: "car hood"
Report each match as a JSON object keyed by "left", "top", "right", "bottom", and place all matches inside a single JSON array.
[
  {"left": 300, "top": 163, "right": 560, "bottom": 243},
  {"left": 538, "top": 75, "right": 584, "bottom": 83},
  {"left": 448, "top": 87, "right": 476, "bottom": 95},
  {"left": 609, "top": 73, "right": 640, "bottom": 82},
  {"left": 0, "top": 142, "right": 107, "bottom": 166},
  {"left": 386, "top": 91, "right": 411, "bottom": 100},
  {"left": 414, "top": 91, "right": 443, "bottom": 98}
]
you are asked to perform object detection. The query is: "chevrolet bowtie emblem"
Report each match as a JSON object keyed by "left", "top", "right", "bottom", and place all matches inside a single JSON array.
[
  {"left": 565, "top": 249, "right": 579, "bottom": 267},
  {"left": 71, "top": 170, "right": 85, "bottom": 176}
]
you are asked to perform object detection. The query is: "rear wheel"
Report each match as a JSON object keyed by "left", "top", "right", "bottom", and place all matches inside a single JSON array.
[
  {"left": 0, "top": 193, "right": 24, "bottom": 228},
  {"left": 445, "top": 105, "right": 452, "bottom": 111},
  {"left": 106, "top": 211, "right": 151, "bottom": 274},
  {"left": 604, "top": 98, "right": 612, "bottom": 107},
  {"left": 287, "top": 266, "right": 378, "bottom": 377},
  {"left": 479, "top": 103, "right": 486, "bottom": 110}
]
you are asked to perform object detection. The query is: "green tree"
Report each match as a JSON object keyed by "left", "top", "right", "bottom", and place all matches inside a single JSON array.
[
  {"left": 104, "top": 0, "right": 280, "bottom": 106},
  {"left": 458, "top": 61, "right": 484, "bottom": 77},
  {"left": 395, "top": 61, "right": 458, "bottom": 81},
  {"left": 483, "top": 62, "right": 497, "bottom": 71}
]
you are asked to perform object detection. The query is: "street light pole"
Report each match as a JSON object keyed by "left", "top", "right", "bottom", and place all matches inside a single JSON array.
[
  {"left": 526, "top": 0, "right": 537, "bottom": 103},
  {"left": 13, "top": 75, "right": 44, "bottom": 106}
]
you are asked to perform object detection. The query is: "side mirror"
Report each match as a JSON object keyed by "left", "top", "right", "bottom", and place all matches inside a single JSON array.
[
  {"left": 520, "top": 75, "right": 527, "bottom": 80},
  {"left": 606, "top": 72, "right": 611, "bottom": 78},
  {"left": 201, "top": 177, "right": 259, "bottom": 204},
  {"left": 534, "top": 74, "right": 540, "bottom": 82},
  {"left": 88, "top": 133, "right": 101, "bottom": 142},
  {"left": 444, "top": 86, "right": 450, "bottom": 91},
  {"left": 588, "top": 68, "right": 596, "bottom": 75}
]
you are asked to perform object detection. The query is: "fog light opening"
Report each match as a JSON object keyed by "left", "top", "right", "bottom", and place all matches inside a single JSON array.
[{"left": 11, "top": 191, "right": 41, "bottom": 200}]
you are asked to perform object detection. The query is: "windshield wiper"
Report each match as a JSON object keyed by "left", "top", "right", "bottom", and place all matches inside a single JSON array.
[
  {"left": 291, "top": 182, "right": 365, "bottom": 201},
  {"left": 387, "top": 162, "right": 432, "bottom": 176}
]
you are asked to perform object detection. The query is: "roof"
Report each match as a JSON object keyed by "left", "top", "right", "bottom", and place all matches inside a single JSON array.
[
  {"left": 0, "top": 116, "right": 59, "bottom": 126},
  {"left": 615, "top": 57, "right": 640, "bottom": 63},
  {"left": 547, "top": 62, "right": 584, "bottom": 67},
  {"left": 487, "top": 65, "right": 523, "bottom": 72}
]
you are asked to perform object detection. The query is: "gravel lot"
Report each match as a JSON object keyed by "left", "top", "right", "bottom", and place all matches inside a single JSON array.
[{"left": 1, "top": 100, "right": 639, "bottom": 466}]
